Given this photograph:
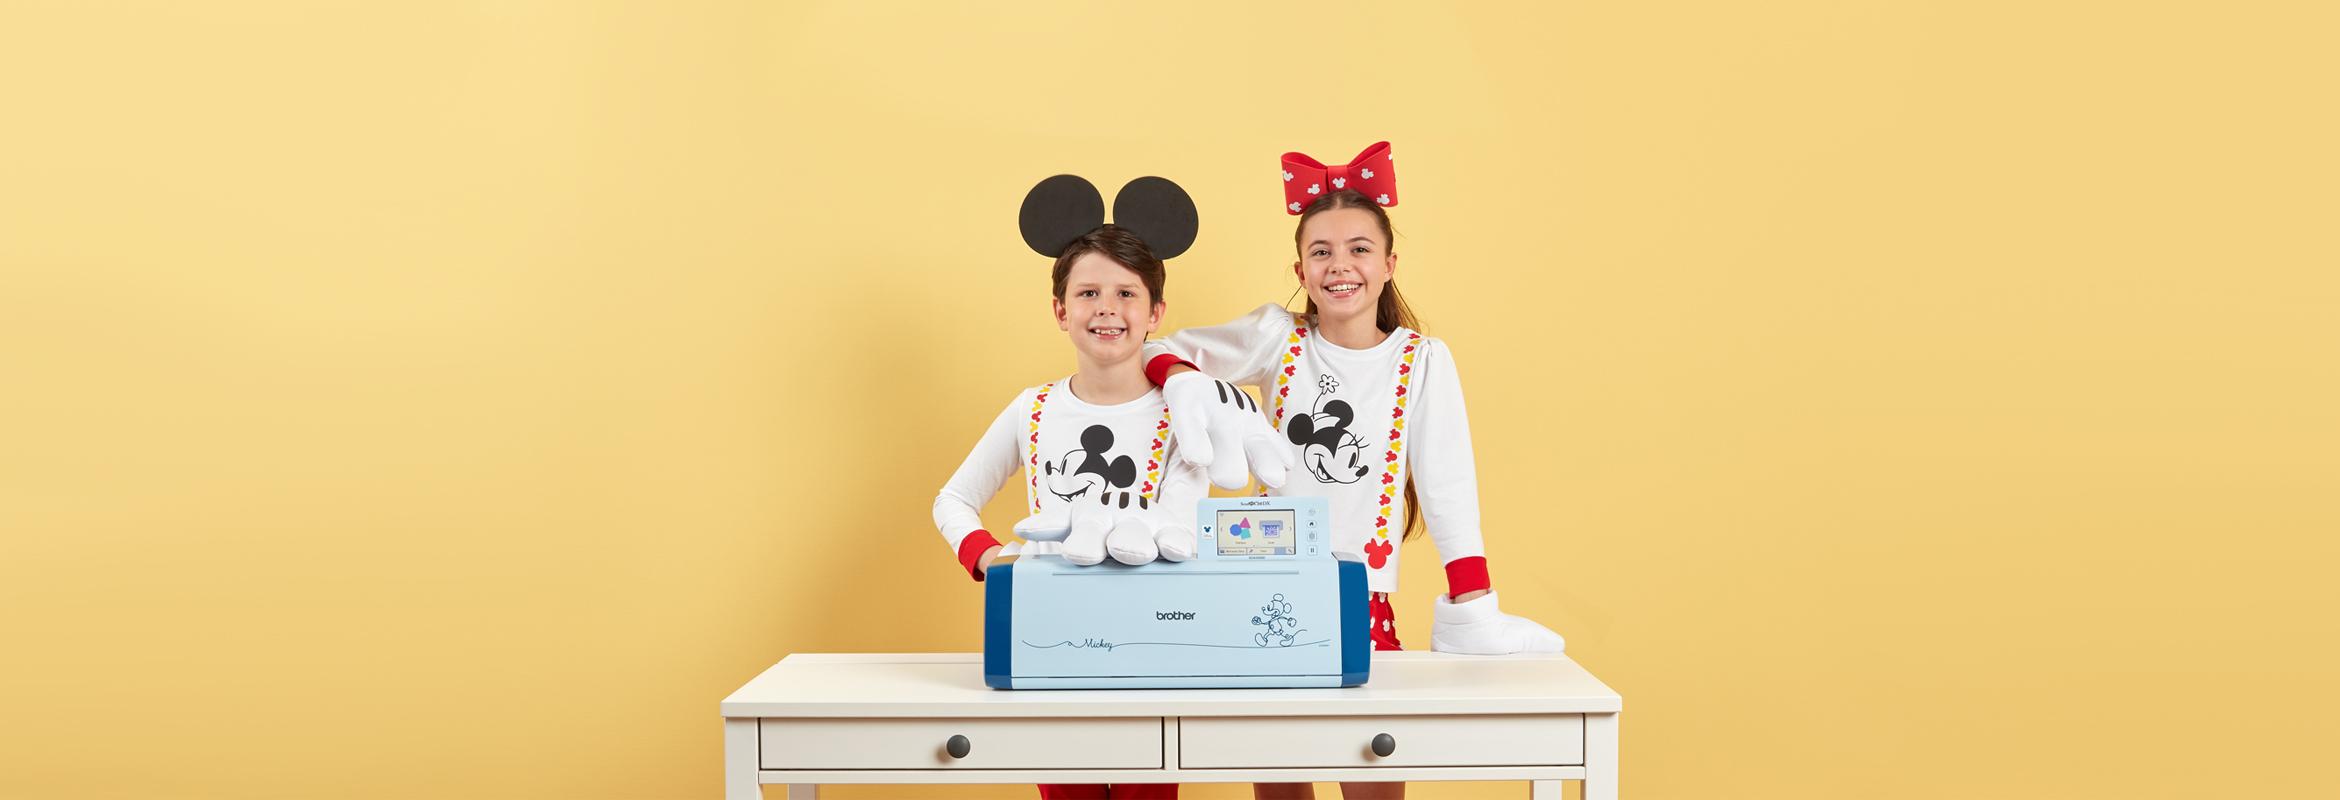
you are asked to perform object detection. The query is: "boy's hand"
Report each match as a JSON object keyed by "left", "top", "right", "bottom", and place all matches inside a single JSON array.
[
  {"left": 975, "top": 545, "right": 1005, "bottom": 574},
  {"left": 1163, "top": 371, "right": 1292, "bottom": 490},
  {"left": 1429, "top": 590, "right": 1567, "bottom": 655}
]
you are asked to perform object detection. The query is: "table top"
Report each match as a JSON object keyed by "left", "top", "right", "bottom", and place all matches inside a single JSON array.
[{"left": 721, "top": 652, "right": 1621, "bottom": 718}]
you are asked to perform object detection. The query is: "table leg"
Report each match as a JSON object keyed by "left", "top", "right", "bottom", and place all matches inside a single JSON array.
[
  {"left": 784, "top": 786, "right": 817, "bottom": 799},
  {"left": 1583, "top": 712, "right": 1619, "bottom": 800},
  {"left": 725, "top": 718, "right": 761, "bottom": 800},
  {"left": 1531, "top": 779, "right": 1564, "bottom": 799}
]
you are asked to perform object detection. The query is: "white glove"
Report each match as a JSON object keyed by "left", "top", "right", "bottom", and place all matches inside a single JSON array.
[
  {"left": 1155, "top": 520, "right": 1196, "bottom": 562},
  {"left": 996, "top": 540, "right": 1059, "bottom": 557},
  {"left": 1012, "top": 506, "right": 1071, "bottom": 541},
  {"left": 1102, "top": 512, "right": 1159, "bottom": 566},
  {"left": 1060, "top": 495, "right": 1163, "bottom": 567},
  {"left": 1163, "top": 371, "right": 1293, "bottom": 490},
  {"left": 1019, "top": 498, "right": 1185, "bottom": 566},
  {"left": 1429, "top": 591, "right": 1566, "bottom": 655},
  {"left": 1013, "top": 504, "right": 1129, "bottom": 564}
]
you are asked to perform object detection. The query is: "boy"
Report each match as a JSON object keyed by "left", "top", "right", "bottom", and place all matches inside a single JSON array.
[{"left": 933, "top": 225, "right": 1203, "bottom": 578}]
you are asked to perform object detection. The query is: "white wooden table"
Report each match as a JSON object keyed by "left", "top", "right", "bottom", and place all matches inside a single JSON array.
[{"left": 720, "top": 651, "right": 1621, "bottom": 799}]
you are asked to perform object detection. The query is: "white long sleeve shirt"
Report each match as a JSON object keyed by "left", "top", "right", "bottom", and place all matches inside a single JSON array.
[
  {"left": 1144, "top": 304, "right": 1489, "bottom": 594},
  {"left": 933, "top": 379, "right": 1209, "bottom": 576}
]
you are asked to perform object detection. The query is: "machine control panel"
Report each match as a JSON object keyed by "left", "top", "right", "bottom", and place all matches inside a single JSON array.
[{"left": 1195, "top": 496, "right": 1332, "bottom": 561}]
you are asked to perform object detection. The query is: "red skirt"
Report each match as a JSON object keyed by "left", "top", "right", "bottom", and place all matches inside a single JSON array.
[
  {"left": 1369, "top": 591, "right": 1404, "bottom": 651},
  {"left": 1037, "top": 783, "right": 1176, "bottom": 799}
]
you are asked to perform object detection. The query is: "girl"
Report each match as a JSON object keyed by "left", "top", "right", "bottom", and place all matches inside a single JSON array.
[
  {"left": 1144, "top": 144, "right": 1563, "bottom": 799},
  {"left": 933, "top": 221, "right": 1201, "bottom": 800}
]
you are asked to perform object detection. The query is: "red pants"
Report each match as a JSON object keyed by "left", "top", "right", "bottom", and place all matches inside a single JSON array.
[{"left": 1037, "top": 784, "right": 1177, "bottom": 799}]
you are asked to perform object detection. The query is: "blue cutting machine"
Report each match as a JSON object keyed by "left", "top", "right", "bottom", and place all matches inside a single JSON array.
[{"left": 985, "top": 496, "right": 1370, "bottom": 689}]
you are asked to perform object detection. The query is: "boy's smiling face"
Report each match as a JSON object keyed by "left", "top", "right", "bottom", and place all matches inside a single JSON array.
[{"left": 1054, "top": 251, "right": 1164, "bottom": 364}]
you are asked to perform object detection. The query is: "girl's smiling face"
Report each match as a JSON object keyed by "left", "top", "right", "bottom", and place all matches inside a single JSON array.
[
  {"left": 1294, "top": 207, "right": 1397, "bottom": 325},
  {"left": 1055, "top": 251, "right": 1164, "bottom": 363}
]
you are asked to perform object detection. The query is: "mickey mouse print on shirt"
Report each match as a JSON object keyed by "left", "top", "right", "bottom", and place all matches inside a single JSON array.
[
  {"left": 1042, "top": 424, "right": 1152, "bottom": 510},
  {"left": 935, "top": 375, "right": 1207, "bottom": 574}
]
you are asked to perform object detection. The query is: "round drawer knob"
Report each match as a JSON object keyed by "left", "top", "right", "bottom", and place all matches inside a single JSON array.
[
  {"left": 946, "top": 734, "right": 971, "bottom": 759},
  {"left": 1371, "top": 733, "right": 1396, "bottom": 758}
]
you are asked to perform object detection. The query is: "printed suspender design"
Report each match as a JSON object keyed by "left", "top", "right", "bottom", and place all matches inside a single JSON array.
[
  {"left": 1024, "top": 382, "right": 1057, "bottom": 514},
  {"left": 1373, "top": 333, "right": 1424, "bottom": 543},
  {"left": 1263, "top": 323, "right": 1310, "bottom": 499},
  {"left": 1271, "top": 323, "right": 1311, "bottom": 428},
  {"left": 1138, "top": 413, "right": 1169, "bottom": 501}
]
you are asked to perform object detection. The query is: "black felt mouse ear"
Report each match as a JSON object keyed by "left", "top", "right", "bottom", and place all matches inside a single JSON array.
[
  {"left": 1112, "top": 177, "right": 1199, "bottom": 260},
  {"left": 1019, "top": 175, "right": 1106, "bottom": 258}
]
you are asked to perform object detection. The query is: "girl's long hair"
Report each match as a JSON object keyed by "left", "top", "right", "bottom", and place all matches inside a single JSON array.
[{"left": 1293, "top": 189, "right": 1427, "bottom": 541}]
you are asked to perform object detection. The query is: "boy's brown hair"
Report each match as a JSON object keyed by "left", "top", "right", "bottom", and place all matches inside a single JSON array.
[{"left": 1052, "top": 225, "right": 1166, "bottom": 304}]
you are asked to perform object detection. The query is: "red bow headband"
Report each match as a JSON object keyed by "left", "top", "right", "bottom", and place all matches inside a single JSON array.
[{"left": 1281, "top": 141, "right": 1398, "bottom": 215}]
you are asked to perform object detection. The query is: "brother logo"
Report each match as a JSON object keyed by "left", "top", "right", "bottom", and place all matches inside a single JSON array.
[{"left": 1155, "top": 611, "right": 1196, "bottom": 620}]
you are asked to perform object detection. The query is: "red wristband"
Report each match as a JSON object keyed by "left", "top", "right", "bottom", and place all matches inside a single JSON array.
[
  {"left": 1145, "top": 354, "right": 1196, "bottom": 387},
  {"left": 957, "top": 530, "right": 1003, "bottom": 582},
  {"left": 1444, "top": 556, "right": 1490, "bottom": 597}
]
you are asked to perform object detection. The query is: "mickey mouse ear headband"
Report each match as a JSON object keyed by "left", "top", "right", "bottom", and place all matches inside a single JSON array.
[
  {"left": 1281, "top": 141, "right": 1397, "bottom": 214},
  {"left": 1018, "top": 175, "right": 1199, "bottom": 259}
]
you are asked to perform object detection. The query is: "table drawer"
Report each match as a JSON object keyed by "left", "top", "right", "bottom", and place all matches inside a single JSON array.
[
  {"left": 1180, "top": 714, "right": 1582, "bottom": 769},
  {"left": 760, "top": 717, "right": 1162, "bottom": 770}
]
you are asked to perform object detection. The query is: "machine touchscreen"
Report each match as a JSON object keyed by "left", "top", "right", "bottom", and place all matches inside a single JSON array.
[{"left": 1214, "top": 509, "right": 1296, "bottom": 557}]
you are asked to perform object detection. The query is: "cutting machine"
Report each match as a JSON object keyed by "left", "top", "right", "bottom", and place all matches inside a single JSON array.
[{"left": 984, "top": 496, "right": 1370, "bottom": 689}]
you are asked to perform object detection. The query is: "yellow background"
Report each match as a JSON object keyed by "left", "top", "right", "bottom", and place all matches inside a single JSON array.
[{"left": 3, "top": 2, "right": 2334, "bottom": 798}]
